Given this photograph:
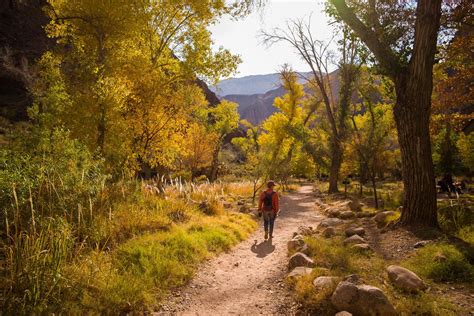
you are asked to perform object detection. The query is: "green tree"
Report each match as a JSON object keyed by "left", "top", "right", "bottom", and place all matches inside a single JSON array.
[
  {"left": 207, "top": 100, "right": 240, "bottom": 181},
  {"left": 329, "top": 0, "right": 443, "bottom": 226}
]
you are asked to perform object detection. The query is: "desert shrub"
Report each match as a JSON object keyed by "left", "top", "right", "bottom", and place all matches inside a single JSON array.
[{"left": 404, "top": 243, "right": 474, "bottom": 282}]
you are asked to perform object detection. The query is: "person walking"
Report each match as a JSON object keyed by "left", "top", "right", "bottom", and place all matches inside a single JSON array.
[{"left": 258, "top": 180, "right": 279, "bottom": 240}]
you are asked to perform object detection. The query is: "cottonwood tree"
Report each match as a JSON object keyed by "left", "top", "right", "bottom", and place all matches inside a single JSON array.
[
  {"left": 44, "top": 0, "right": 243, "bottom": 175},
  {"left": 329, "top": 0, "right": 443, "bottom": 227},
  {"left": 233, "top": 69, "right": 317, "bottom": 198},
  {"left": 261, "top": 18, "right": 363, "bottom": 193},
  {"left": 207, "top": 100, "right": 240, "bottom": 182},
  {"left": 349, "top": 77, "right": 397, "bottom": 208}
]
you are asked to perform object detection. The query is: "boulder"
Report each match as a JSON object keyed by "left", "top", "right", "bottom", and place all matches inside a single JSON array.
[
  {"left": 335, "top": 312, "right": 352, "bottom": 316},
  {"left": 293, "top": 234, "right": 304, "bottom": 240},
  {"left": 322, "top": 227, "right": 336, "bottom": 238},
  {"left": 313, "top": 276, "right": 339, "bottom": 291},
  {"left": 351, "top": 243, "right": 373, "bottom": 252},
  {"left": 331, "top": 281, "right": 397, "bottom": 316},
  {"left": 339, "top": 211, "right": 356, "bottom": 219},
  {"left": 300, "top": 243, "right": 311, "bottom": 255},
  {"left": 288, "top": 252, "right": 315, "bottom": 271},
  {"left": 348, "top": 200, "right": 362, "bottom": 212},
  {"left": 297, "top": 226, "right": 315, "bottom": 236},
  {"left": 287, "top": 267, "right": 313, "bottom": 280},
  {"left": 328, "top": 209, "right": 341, "bottom": 218},
  {"left": 373, "top": 211, "right": 396, "bottom": 226},
  {"left": 288, "top": 238, "right": 305, "bottom": 252},
  {"left": 357, "top": 211, "right": 374, "bottom": 218},
  {"left": 386, "top": 265, "right": 427, "bottom": 292},
  {"left": 343, "top": 274, "right": 361, "bottom": 284},
  {"left": 318, "top": 218, "right": 344, "bottom": 229},
  {"left": 345, "top": 227, "right": 365, "bottom": 237},
  {"left": 343, "top": 235, "right": 366, "bottom": 245}
]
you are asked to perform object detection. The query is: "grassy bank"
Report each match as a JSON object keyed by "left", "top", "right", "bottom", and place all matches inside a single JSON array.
[
  {"left": 288, "top": 234, "right": 467, "bottom": 315},
  {"left": 1, "top": 181, "right": 258, "bottom": 314}
]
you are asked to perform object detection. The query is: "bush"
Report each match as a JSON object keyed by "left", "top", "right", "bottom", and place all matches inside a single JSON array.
[
  {"left": 438, "top": 201, "right": 473, "bottom": 235},
  {"left": 304, "top": 236, "right": 352, "bottom": 272},
  {"left": 404, "top": 243, "right": 474, "bottom": 282},
  {"left": 3, "top": 218, "right": 74, "bottom": 314}
]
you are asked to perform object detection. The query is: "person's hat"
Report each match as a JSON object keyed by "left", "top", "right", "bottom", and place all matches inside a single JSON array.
[{"left": 267, "top": 180, "right": 276, "bottom": 187}]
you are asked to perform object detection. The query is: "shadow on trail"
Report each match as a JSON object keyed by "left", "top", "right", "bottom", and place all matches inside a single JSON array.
[{"left": 251, "top": 239, "right": 276, "bottom": 258}]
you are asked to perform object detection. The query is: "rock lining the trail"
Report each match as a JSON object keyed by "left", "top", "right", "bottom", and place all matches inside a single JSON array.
[
  {"left": 343, "top": 234, "right": 366, "bottom": 245},
  {"left": 345, "top": 227, "right": 365, "bottom": 237},
  {"left": 373, "top": 211, "right": 396, "bottom": 226},
  {"left": 312, "top": 276, "right": 339, "bottom": 290},
  {"left": 351, "top": 243, "right": 373, "bottom": 252},
  {"left": 287, "top": 237, "right": 305, "bottom": 252},
  {"left": 339, "top": 210, "right": 356, "bottom": 219},
  {"left": 322, "top": 227, "right": 336, "bottom": 238},
  {"left": 331, "top": 279, "right": 397, "bottom": 316},
  {"left": 287, "top": 267, "right": 313, "bottom": 280},
  {"left": 387, "top": 265, "right": 427, "bottom": 292},
  {"left": 318, "top": 218, "right": 344, "bottom": 228},
  {"left": 288, "top": 252, "right": 315, "bottom": 270}
]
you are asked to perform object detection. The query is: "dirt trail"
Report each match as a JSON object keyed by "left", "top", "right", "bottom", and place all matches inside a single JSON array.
[{"left": 161, "top": 185, "right": 324, "bottom": 315}]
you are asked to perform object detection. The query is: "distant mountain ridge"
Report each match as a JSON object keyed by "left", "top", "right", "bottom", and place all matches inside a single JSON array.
[
  {"left": 219, "top": 71, "right": 340, "bottom": 125},
  {"left": 223, "top": 86, "right": 287, "bottom": 125},
  {"left": 211, "top": 73, "right": 283, "bottom": 96},
  {"left": 212, "top": 72, "right": 311, "bottom": 96}
]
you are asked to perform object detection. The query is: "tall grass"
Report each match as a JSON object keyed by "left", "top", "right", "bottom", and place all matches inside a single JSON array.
[{"left": 1, "top": 134, "right": 257, "bottom": 313}]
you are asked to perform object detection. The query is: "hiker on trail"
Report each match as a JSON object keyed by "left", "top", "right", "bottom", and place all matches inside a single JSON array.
[{"left": 258, "top": 180, "right": 279, "bottom": 240}]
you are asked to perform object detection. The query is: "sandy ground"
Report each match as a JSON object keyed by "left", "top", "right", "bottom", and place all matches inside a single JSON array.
[{"left": 159, "top": 185, "right": 324, "bottom": 315}]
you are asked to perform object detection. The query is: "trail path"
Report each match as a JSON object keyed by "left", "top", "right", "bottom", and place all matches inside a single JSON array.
[{"left": 162, "top": 185, "right": 324, "bottom": 315}]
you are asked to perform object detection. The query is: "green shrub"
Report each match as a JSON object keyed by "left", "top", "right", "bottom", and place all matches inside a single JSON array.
[
  {"left": 2, "top": 218, "right": 74, "bottom": 314},
  {"left": 438, "top": 202, "right": 473, "bottom": 235},
  {"left": 404, "top": 243, "right": 474, "bottom": 282},
  {"left": 304, "top": 236, "right": 352, "bottom": 272},
  {"left": 395, "top": 292, "right": 459, "bottom": 316}
]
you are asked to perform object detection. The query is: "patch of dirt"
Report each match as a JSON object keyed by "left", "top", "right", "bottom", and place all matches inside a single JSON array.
[{"left": 157, "top": 185, "right": 324, "bottom": 315}]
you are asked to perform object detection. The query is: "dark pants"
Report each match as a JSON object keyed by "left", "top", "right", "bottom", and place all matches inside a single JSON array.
[{"left": 263, "top": 210, "right": 276, "bottom": 235}]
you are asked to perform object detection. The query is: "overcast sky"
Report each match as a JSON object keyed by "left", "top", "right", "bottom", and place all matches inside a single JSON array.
[{"left": 210, "top": 0, "right": 335, "bottom": 78}]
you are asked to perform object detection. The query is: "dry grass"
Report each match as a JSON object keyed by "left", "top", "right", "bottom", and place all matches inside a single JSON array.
[{"left": 2, "top": 181, "right": 257, "bottom": 314}]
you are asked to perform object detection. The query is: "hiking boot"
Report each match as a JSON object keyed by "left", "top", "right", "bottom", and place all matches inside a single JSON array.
[{"left": 264, "top": 231, "right": 268, "bottom": 240}]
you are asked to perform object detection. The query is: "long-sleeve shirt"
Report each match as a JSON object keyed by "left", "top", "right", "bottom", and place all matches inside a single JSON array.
[{"left": 258, "top": 189, "right": 279, "bottom": 213}]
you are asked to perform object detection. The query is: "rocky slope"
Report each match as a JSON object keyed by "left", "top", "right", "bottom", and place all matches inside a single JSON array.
[{"left": 223, "top": 86, "right": 286, "bottom": 125}]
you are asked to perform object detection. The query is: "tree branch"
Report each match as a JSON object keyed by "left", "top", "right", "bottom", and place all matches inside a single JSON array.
[{"left": 329, "top": 0, "right": 403, "bottom": 78}]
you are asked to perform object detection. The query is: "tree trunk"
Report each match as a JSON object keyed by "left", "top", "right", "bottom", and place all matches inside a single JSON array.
[
  {"left": 328, "top": 138, "right": 342, "bottom": 193},
  {"left": 330, "top": 0, "right": 442, "bottom": 227},
  {"left": 97, "top": 104, "right": 106, "bottom": 152},
  {"left": 394, "top": 78, "right": 438, "bottom": 226},
  {"left": 209, "top": 145, "right": 220, "bottom": 182},
  {"left": 394, "top": 0, "right": 441, "bottom": 227},
  {"left": 370, "top": 168, "right": 378, "bottom": 209}
]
